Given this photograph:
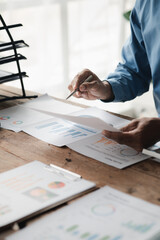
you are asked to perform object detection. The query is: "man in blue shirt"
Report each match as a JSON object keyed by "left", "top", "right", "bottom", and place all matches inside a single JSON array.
[{"left": 68, "top": 0, "right": 160, "bottom": 152}]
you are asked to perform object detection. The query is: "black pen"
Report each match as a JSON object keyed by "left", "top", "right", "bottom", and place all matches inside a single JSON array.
[{"left": 66, "top": 75, "right": 93, "bottom": 100}]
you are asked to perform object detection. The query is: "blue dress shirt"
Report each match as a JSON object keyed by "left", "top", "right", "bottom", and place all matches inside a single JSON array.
[{"left": 106, "top": 0, "right": 160, "bottom": 116}]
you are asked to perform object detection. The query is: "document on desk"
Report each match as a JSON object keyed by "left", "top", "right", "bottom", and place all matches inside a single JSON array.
[
  {"left": 22, "top": 107, "right": 148, "bottom": 168},
  {"left": 28, "top": 106, "right": 124, "bottom": 132},
  {"left": 0, "top": 95, "right": 149, "bottom": 168},
  {"left": 22, "top": 93, "right": 83, "bottom": 114},
  {"left": 22, "top": 107, "right": 127, "bottom": 146},
  {"left": 0, "top": 161, "right": 95, "bottom": 229},
  {"left": 0, "top": 94, "right": 82, "bottom": 132},
  {"left": 0, "top": 105, "right": 52, "bottom": 132},
  {"left": 67, "top": 133, "right": 149, "bottom": 169},
  {"left": 6, "top": 186, "right": 160, "bottom": 240}
]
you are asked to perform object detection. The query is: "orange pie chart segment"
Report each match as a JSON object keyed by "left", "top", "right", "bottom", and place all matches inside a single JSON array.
[{"left": 48, "top": 181, "right": 65, "bottom": 189}]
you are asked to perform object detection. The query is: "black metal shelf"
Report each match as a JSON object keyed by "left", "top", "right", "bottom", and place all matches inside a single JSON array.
[
  {"left": 0, "top": 14, "right": 37, "bottom": 102},
  {"left": 0, "top": 40, "right": 29, "bottom": 52},
  {"left": 0, "top": 54, "right": 26, "bottom": 64}
]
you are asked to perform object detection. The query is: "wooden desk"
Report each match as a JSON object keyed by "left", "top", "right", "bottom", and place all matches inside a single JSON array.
[{"left": 0, "top": 85, "right": 160, "bottom": 238}]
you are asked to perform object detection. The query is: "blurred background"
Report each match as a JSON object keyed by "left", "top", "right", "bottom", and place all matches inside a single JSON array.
[{"left": 0, "top": 0, "right": 157, "bottom": 118}]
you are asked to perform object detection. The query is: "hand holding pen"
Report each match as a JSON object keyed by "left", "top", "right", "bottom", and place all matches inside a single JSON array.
[
  {"left": 66, "top": 75, "right": 93, "bottom": 100},
  {"left": 67, "top": 69, "right": 114, "bottom": 101}
]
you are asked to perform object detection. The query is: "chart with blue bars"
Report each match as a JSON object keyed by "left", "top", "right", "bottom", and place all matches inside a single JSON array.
[{"left": 35, "top": 119, "right": 98, "bottom": 139}]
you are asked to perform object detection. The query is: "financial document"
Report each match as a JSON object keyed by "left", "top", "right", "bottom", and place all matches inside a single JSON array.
[
  {"left": 6, "top": 186, "right": 160, "bottom": 240},
  {"left": 0, "top": 105, "right": 52, "bottom": 132},
  {"left": 22, "top": 93, "right": 83, "bottom": 114},
  {"left": 67, "top": 133, "right": 149, "bottom": 169},
  {"left": 0, "top": 94, "right": 82, "bottom": 132},
  {"left": 0, "top": 161, "right": 95, "bottom": 228},
  {"left": 22, "top": 107, "right": 123, "bottom": 146},
  {"left": 23, "top": 116, "right": 100, "bottom": 146},
  {"left": 0, "top": 94, "right": 149, "bottom": 168}
]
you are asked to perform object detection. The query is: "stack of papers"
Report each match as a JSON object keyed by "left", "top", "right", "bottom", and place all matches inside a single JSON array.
[
  {"left": 0, "top": 161, "right": 95, "bottom": 229},
  {"left": 0, "top": 94, "right": 82, "bottom": 132},
  {"left": 0, "top": 94, "right": 149, "bottom": 168},
  {"left": 6, "top": 186, "right": 160, "bottom": 240}
]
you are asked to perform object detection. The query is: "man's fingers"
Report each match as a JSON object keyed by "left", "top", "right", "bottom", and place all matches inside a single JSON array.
[
  {"left": 81, "top": 91, "right": 99, "bottom": 100},
  {"left": 79, "top": 81, "right": 97, "bottom": 92},
  {"left": 121, "top": 120, "right": 139, "bottom": 132},
  {"left": 73, "top": 69, "right": 94, "bottom": 90},
  {"left": 68, "top": 84, "right": 73, "bottom": 92},
  {"left": 102, "top": 130, "right": 135, "bottom": 145},
  {"left": 102, "top": 130, "right": 143, "bottom": 152},
  {"left": 102, "top": 130, "right": 126, "bottom": 145}
]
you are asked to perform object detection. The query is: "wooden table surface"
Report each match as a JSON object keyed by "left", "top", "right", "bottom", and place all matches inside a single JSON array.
[{"left": 0, "top": 85, "right": 160, "bottom": 238}]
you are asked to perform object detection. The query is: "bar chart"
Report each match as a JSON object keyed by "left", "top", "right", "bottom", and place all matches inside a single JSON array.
[
  {"left": 56, "top": 224, "right": 123, "bottom": 240},
  {"left": 26, "top": 117, "right": 100, "bottom": 146}
]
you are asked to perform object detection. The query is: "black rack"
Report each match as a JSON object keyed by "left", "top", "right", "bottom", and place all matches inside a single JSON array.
[{"left": 0, "top": 15, "right": 37, "bottom": 102}]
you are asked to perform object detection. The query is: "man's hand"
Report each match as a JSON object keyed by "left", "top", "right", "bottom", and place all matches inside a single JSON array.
[
  {"left": 102, "top": 117, "right": 160, "bottom": 152},
  {"left": 68, "top": 69, "right": 114, "bottom": 101}
]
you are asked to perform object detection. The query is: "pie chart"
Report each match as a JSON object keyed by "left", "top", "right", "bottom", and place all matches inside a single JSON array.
[
  {"left": 48, "top": 181, "right": 65, "bottom": 189},
  {"left": 91, "top": 204, "right": 116, "bottom": 216},
  {"left": 120, "top": 148, "right": 138, "bottom": 156}
]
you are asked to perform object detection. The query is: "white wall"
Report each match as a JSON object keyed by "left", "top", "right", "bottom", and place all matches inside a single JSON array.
[{"left": 0, "top": 0, "right": 157, "bottom": 117}]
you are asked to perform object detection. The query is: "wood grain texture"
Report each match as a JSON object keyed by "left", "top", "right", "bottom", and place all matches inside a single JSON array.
[{"left": 0, "top": 85, "right": 160, "bottom": 237}]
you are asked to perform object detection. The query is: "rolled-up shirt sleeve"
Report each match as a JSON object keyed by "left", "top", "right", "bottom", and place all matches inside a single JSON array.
[{"left": 105, "top": 2, "right": 152, "bottom": 102}]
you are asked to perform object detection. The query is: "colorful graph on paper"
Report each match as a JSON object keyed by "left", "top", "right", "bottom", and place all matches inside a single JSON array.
[
  {"left": 0, "top": 161, "right": 95, "bottom": 229},
  {"left": 23, "top": 118, "right": 100, "bottom": 146},
  {"left": 55, "top": 224, "right": 123, "bottom": 240},
  {"left": 36, "top": 120, "right": 97, "bottom": 138},
  {"left": 48, "top": 182, "right": 65, "bottom": 189},
  {"left": 0, "top": 105, "right": 52, "bottom": 132},
  {"left": 91, "top": 204, "right": 116, "bottom": 217},
  {"left": 6, "top": 187, "right": 160, "bottom": 240},
  {"left": 67, "top": 133, "right": 149, "bottom": 169},
  {"left": 93, "top": 136, "right": 139, "bottom": 157}
]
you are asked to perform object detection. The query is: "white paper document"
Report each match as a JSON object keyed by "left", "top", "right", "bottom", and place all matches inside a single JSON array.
[
  {"left": 67, "top": 133, "right": 149, "bottom": 169},
  {"left": 0, "top": 95, "right": 149, "bottom": 168},
  {"left": 22, "top": 94, "right": 83, "bottom": 114},
  {"left": 0, "top": 161, "right": 95, "bottom": 229},
  {"left": 22, "top": 107, "right": 123, "bottom": 147},
  {"left": 0, "top": 105, "right": 54, "bottom": 132},
  {"left": 23, "top": 117, "right": 100, "bottom": 146},
  {"left": 6, "top": 186, "right": 160, "bottom": 240},
  {"left": 29, "top": 106, "right": 127, "bottom": 132},
  {"left": 0, "top": 94, "right": 82, "bottom": 132},
  {"left": 24, "top": 106, "right": 148, "bottom": 168}
]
